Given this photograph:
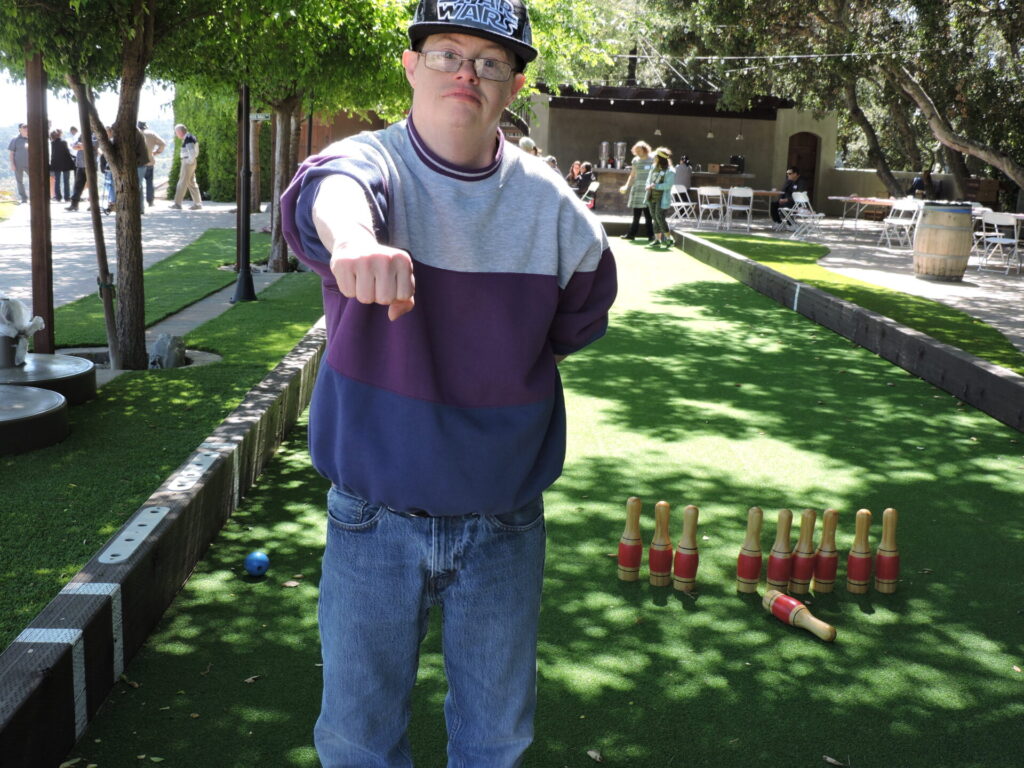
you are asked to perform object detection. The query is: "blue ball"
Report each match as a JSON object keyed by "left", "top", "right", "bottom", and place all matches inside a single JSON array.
[{"left": 244, "top": 550, "right": 270, "bottom": 576}]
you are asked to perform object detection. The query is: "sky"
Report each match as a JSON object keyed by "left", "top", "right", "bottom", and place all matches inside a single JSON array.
[{"left": 0, "top": 74, "right": 174, "bottom": 130}]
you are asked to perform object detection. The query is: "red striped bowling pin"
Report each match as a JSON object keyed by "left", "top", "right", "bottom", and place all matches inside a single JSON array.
[
  {"left": 812, "top": 509, "right": 839, "bottom": 593},
  {"left": 874, "top": 507, "right": 900, "bottom": 594},
  {"left": 672, "top": 504, "right": 700, "bottom": 593},
  {"left": 789, "top": 508, "right": 817, "bottom": 595},
  {"left": 736, "top": 506, "right": 763, "bottom": 593},
  {"left": 617, "top": 497, "right": 643, "bottom": 581},
  {"left": 763, "top": 589, "right": 837, "bottom": 642},
  {"left": 649, "top": 501, "right": 673, "bottom": 587},
  {"left": 846, "top": 508, "right": 873, "bottom": 594},
  {"left": 766, "top": 508, "right": 794, "bottom": 593}
]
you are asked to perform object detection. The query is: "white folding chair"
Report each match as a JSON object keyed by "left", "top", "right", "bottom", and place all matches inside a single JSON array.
[
  {"left": 666, "top": 184, "right": 698, "bottom": 226},
  {"left": 877, "top": 198, "right": 922, "bottom": 248},
  {"left": 788, "top": 191, "right": 826, "bottom": 238},
  {"left": 724, "top": 186, "right": 753, "bottom": 232},
  {"left": 976, "top": 211, "right": 1021, "bottom": 274},
  {"left": 696, "top": 186, "right": 724, "bottom": 229}
]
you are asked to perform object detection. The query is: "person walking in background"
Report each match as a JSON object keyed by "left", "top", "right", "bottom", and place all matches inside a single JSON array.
[
  {"left": 645, "top": 146, "right": 675, "bottom": 248},
  {"left": 138, "top": 121, "right": 166, "bottom": 207},
  {"left": 7, "top": 123, "right": 30, "bottom": 204},
  {"left": 619, "top": 140, "right": 654, "bottom": 241},
  {"left": 66, "top": 129, "right": 95, "bottom": 212},
  {"left": 49, "top": 129, "right": 75, "bottom": 203},
  {"left": 171, "top": 123, "right": 201, "bottom": 210},
  {"left": 280, "top": 0, "right": 616, "bottom": 762},
  {"left": 100, "top": 127, "right": 116, "bottom": 214}
]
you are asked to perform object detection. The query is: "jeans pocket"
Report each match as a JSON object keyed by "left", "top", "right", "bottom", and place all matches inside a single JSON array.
[
  {"left": 326, "top": 485, "right": 386, "bottom": 531},
  {"left": 485, "top": 497, "right": 545, "bottom": 532}
]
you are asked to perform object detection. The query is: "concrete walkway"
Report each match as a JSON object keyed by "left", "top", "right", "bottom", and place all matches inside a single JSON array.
[
  {"left": 669, "top": 215, "right": 1024, "bottom": 355},
  {"left": 0, "top": 197, "right": 272, "bottom": 308}
]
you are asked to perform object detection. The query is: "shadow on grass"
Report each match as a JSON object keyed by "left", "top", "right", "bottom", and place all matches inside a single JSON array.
[
  {"left": 696, "top": 231, "right": 1024, "bottom": 376},
  {"left": 68, "top": 254, "right": 1024, "bottom": 768}
]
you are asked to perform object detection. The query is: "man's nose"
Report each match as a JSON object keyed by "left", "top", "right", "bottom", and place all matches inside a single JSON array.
[{"left": 455, "top": 58, "right": 479, "bottom": 79}]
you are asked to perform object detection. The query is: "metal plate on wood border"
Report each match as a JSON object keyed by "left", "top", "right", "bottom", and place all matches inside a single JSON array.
[{"left": 98, "top": 506, "right": 171, "bottom": 564}]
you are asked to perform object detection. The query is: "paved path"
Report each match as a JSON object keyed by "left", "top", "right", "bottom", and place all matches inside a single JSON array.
[
  {"left": 0, "top": 198, "right": 272, "bottom": 308},
  {"left": 673, "top": 215, "right": 1024, "bottom": 356}
]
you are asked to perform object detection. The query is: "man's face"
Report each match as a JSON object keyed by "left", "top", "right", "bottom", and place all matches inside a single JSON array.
[
  {"left": 402, "top": 33, "right": 526, "bottom": 136},
  {"left": 19, "top": 126, "right": 28, "bottom": 137},
  {"left": 175, "top": 127, "right": 185, "bottom": 139}
]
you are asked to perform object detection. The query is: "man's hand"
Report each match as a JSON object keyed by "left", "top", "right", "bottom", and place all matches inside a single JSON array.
[{"left": 330, "top": 238, "right": 415, "bottom": 322}]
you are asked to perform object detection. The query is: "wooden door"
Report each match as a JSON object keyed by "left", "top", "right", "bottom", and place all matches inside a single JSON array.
[{"left": 787, "top": 132, "right": 819, "bottom": 205}]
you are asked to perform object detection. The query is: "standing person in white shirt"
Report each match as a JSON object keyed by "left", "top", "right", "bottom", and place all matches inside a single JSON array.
[{"left": 170, "top": 124, "right": 202, "bottom": 210}]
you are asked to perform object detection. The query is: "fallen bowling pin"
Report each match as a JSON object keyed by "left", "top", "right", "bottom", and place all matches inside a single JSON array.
[
  {"left": 789, "top": 508, "right": 817, "bottom": 595},
  {"left": 812, "top": 508, "right": 839, "bottom": 593},
  {"left": 846, "top": 508, "right": 873, "bottom": 594},
  {"left": 766, "top": 508, "right": 794, "bottom": 593},
  {"left": 648, "top": 501, "right": 673, "bottom": 587},
  {"left": 736, "top": 506, "right": 763, "bottom": 593},
  {"left": 672, "top": 504, "right": 700, "bottom": 593},
  {"left": 874, "top": 507, "right": 900, "bottom": 594},
  {"left": 617, "top": 497, "right": 643, "bottom": 582},
  {"left": 763, "top": 589, "right": 837, "bottom": 642}
]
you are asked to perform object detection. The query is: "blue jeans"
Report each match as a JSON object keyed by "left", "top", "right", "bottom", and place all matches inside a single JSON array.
[{"left": 316, "top": 486, "right": 546, "bottom": 768}]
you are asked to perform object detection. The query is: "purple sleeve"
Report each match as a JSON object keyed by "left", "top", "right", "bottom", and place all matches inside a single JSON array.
[
  {"left": 281, "top": 148, "right": 390, "bottom": 281},
  {"left": 550, "top": 248, "right": 617, "bottom": 356}
]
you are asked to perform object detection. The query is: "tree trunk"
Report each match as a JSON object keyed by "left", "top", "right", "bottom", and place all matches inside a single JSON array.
[
  {"left": 943, "top": 145, "right": 971, "bottom": 200},
  {"left": 887, "top": 90, "right": 938, "bottom": 197},
  {"left": 880, "top": 62, "right": 1024, "bottom": 190},
  {"left": 67, "top": 75, "right": 119, "bottom": 368},
  {"left": 269, "top": 95, "right": 300, "bottom": 272},
  {"left": 104, "top": 0, "right": 155, "bottom": 369},
  {"left": 844, "top": 82, "right": 904, "bottom": 197},
  {"left": 250, "top": 117, "right": 261, "bottom": 214}
]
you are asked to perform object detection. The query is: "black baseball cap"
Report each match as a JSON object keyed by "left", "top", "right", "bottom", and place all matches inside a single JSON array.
[{"left": 409, "top": 0, "right": 538, "bottom": 65}]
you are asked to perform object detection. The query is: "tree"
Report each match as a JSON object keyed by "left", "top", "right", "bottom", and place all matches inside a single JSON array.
[
  {"left": 1, "top": 0, "right": 224, "bottom": 369},
  {"left": 653, "top": 0, "right": 1024, "bottom": 196}
]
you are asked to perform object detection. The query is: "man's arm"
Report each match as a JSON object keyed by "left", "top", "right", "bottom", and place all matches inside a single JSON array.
[
  {"left": 152, "top": 133, "right": 166, "bottom": 156},
  {"left": 311, "top": 174, "right": 415, "bottom": 322}
]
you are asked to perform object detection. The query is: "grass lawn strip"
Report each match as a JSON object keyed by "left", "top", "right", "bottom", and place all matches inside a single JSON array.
[
  {"left": 693, "top": 231, "right": 1024, "bottom": 377},
  {"left": 52, "top": 228, "right": 250, "bottom": 347},
  {"left": 0, "top": 238, "right": 322, "bottom": 649},
  {"left": 69, "top": 241, "right": 1024, "bottom": 768}
]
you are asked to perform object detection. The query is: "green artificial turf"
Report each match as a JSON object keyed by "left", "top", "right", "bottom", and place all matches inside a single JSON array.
[
  {"left": 693, "top": 231, "right": 1024, "bottom": 376},
  {"left": 68, "top": 241, "right": 1024, "bottom": 768},
  {"left": 52, "top": 228, "right": 253, "bottom": 347},
  {"left": 0, "top": 268, "right": 323, "bottom": 649}
]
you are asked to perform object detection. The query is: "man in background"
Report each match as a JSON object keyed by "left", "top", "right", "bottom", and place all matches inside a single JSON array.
[
  {"left": 170, "top": 123, "right": 201, "bottom": 210},
  {"left": 7, "top": 123, "right": 30, "bottom": 203},
  {"left": 138, "top": 121, "right": 166, "bottom": 207}
]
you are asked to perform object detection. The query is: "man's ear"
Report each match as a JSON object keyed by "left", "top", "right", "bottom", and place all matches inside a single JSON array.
[
  {"left": 402, "top": 49, "right": 420, "bottom": 88},
  {"left": 506, "top": 71, "right": 527, "bottom": 107}
]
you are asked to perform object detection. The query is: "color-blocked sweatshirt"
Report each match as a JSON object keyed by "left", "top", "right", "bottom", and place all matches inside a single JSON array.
[{"left": 281, "top": 118, "right": 617, "bottom": 516}]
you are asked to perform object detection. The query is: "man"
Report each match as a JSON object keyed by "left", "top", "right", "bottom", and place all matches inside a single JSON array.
[
  {"left": 771, "top": 165, "right": 806, "bottom": 225},
  {"left": 7, "top": 124, "right": 29, "bottom": 203},
  {"left": 170, "top": 123, "right": 201, "bottom": 210},
  {"left": 138, "top": 121, "right": 166, "bottom": 207},
  {"left": 66, "top": 129, "right": 96, "bottom": 212},
  {"left": 280, "top": 1, "right": 616, "bottom": 765}
]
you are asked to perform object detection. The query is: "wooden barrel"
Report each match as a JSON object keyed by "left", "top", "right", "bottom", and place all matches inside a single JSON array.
[{"left": 913, "top": 202, "right": 974, "bottom": 281}]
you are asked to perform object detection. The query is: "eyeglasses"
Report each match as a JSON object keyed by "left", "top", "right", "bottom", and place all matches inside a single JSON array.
[{"left": 419, "top": 50, "right": 514, "bottom": 82}]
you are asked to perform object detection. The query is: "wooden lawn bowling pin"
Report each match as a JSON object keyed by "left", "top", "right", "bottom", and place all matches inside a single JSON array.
[
  {"left": 789, "top": 508, "right": 817, "bottom": 595},
  {"left": 617, "top": 497, "right": 643, "bottom": 581},
  {"left": 648, "top": 501, "right": 673, "bottom": 587},
  {"left": 766, "top": 508, "right": 794, "bottom": 593},
  {"left": 874, "top": 507, "right": 900, "bottom": 594},
  {"left": 736, "top": 506, "right": 763, "bottom": 593},
  {"left": 763, "top": 589, "right": 837, "bottom": 642},
  {"left": 812, "top": 508, "right": 839, "bottom": 593},
  {"left": 672, "top": 504, "right": 700, "bottom": 592},
  {"left": 846, "top": 508, "right": 873, "bottom": 594}
]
